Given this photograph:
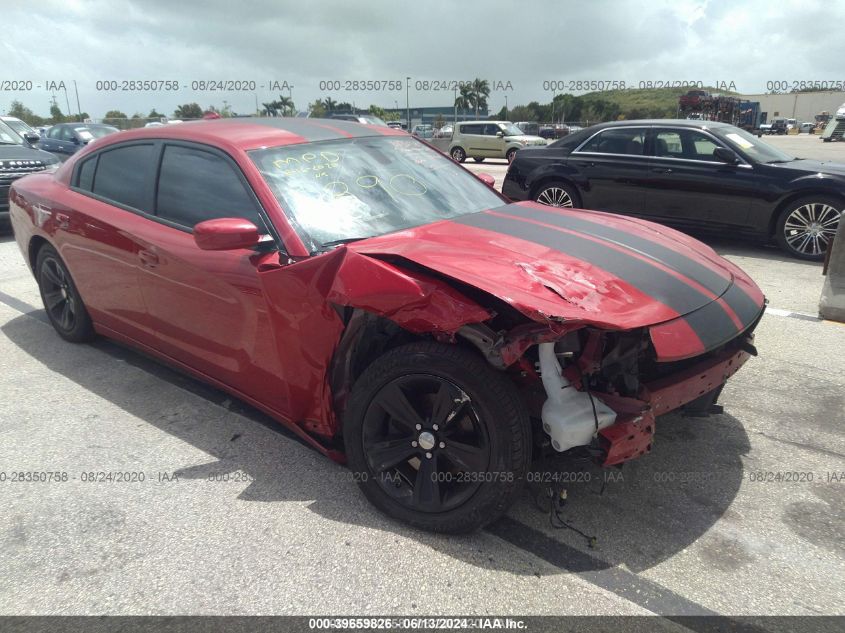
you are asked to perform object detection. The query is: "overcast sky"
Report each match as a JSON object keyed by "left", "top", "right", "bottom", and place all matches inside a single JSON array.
[{"left": 4, "top": 0, "right": 845, "bottom": 119}]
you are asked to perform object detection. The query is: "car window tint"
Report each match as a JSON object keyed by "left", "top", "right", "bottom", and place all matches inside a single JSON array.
[
  {"left": 91, "top": 144, "right": 155, "bottom": 211},
  {"left": 77, "top": 157, "right": 97, "bottom": 191},
  {"left": 156, "top": 145, "right": 261, "bottom": 229},
  {"left": 47, "top": 127, "right": 61, "bottom": 139},
  {"left": 655, "top": 131, "right": 683, "bottom": 157},
  {"left": 483, "top": 124, "right": 499, "bottom": 136},
  {"left": 461, "top": 124, "right": 481, "bottom": 135},
  {"left": 59, "top": 127, "right": 74, "bottom": 141},
  {"left": 580, "top": 128, "right": 646, "bottom": 155}
]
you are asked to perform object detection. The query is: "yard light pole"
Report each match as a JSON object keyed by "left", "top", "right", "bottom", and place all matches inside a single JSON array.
[
  {"left": 505, "top": 95, "right": 508, "bottom": 120},
  {"left": 406, "top": 77, "right": 411, "bottom": 131},
  {"left": 454, "top": 85, "right": 458, "bottom": 125}
]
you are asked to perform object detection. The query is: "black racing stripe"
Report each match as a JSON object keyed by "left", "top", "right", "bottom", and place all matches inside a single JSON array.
[
  {"left": 454, "top": 211, "right": 722, "bottom": 319},
  {"left": 230, "top": 118, "right": 381, "bottom": 141},
  {"left": 506, "top": 205, "right": 729, "bottom": 296},
  {"left": 683, "top": 299, "right": 745, "bottom": 350},
  {"left": 720, "top": 282, "right": 764, "bottom": 327}
]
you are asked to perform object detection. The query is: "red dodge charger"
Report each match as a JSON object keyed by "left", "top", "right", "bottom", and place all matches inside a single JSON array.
[{"left": 9, "top": 118, "right": 765, "bottom": 532}]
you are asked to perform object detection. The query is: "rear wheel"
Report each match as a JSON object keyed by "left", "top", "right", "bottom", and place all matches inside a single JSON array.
[
  {"left": 35, "top": 244, "right": 95, "bottom": 342},
  {"left": 344, "top": 342, "right": 530, "bottom": 533},
  {"left": 534, "top": 180, "right": 579, "bottom": 208},
  {"left": 775, "top": 196, "right": 841, "bottom": 261},
  {"left": 450, "top": 147, "right": 466, "bottom": 163}
]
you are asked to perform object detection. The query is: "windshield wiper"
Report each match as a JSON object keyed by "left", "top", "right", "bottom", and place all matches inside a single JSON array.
[
  {"left": 0, "top": 141, "right": 19, "bottom": 145},
  {"left": 765, "top": 159, "right": 791, "bottom": 164},
  {"left": 319, "top": 236, "right": 373, "bottom": 248}
]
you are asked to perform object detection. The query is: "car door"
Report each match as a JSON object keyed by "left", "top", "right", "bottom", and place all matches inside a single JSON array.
[
  {"left": 133, "top": 142, "right": 287, "bottom": 411},
  {"left": 643, "top": 127, "right": 754, "bottom": 228},
  {"left": 480, "top": 123, "right": 504, "bottom": 158},
  {"left": 567, "top": 126, "right": 650, "bottom": 214},
  {"left": 38, "top": 126, "right": 64, "bottom": 155},
  {"left": 460, "top": 124, "right": 487, "bottom": 157},
  {"left": 62, "top": 142, "right": 157, "bottom": 342}
]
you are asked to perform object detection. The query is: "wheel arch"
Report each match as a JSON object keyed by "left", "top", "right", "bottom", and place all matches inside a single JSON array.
[
  {"left": 28, "top": 235, "right": 50, "bottom": 272},
  {"left": 768, "top": 189, "right": 845, "bottom": 237}
]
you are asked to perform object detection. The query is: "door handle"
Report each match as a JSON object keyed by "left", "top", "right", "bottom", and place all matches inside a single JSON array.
[
  {"left": 55, "top": 212, "right": 70, "bottom": 230},
  {"left": 139, "top": 249, "right": 159, "bottom": 268},
  {"left": 576, "top": 161, "right": 596, "bottom": 168},
  {"left": 652, "top": 167, "right": 673, "bottom": 174}
]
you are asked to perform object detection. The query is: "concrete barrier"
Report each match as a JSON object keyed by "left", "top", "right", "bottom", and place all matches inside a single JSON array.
[{"left": 819, "top": 211, "right": 845, "bottom": 322}]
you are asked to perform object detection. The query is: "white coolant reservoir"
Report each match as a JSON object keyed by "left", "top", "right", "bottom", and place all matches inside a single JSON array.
[{"left": 538, "top": 342, "right": 617, "bottom": 452}]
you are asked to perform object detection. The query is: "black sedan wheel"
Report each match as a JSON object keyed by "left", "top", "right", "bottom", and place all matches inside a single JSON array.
[
  {"left": 535, "top": 181, "right": 579, "bottom": 208},
  {"left": 472, "top": 157, "right": 485, "bottom": 163},
  {"left": 36, "top": 244, "right": 95, "bottom": 342},
  {"left": 344, "top": 342, "right": 530, "bottom": 533},
  {"left": 775, "top": 196, "right": 841, "bottom": 261},
  {"left": 450, "top": 147, "right": 466, "bottom": 163}
]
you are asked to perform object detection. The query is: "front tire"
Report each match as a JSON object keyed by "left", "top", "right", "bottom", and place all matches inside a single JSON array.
[
  {"left": 775, "top": 196, "right": 841, "bottom": 261},
  {"left": 344, "top": 342, "right": 530, "bottom": 533},
  {"left": 506, "top": 148, "right": 518, "bottom": 163},
  {"left": 450, "top": 147, "right": 466, "bottom": 163},
  {"left": 534, "top": 180, "right": 580, "bottom": 208},
  {"left": 36, "top": 244, "right": 95, "bottom": 342}
]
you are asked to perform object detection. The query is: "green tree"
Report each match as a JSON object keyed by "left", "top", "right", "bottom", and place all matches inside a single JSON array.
[
  {"left": 104, "top": 110, "right": 127, "bottom": 119},
  {"left": 49, "top": 104, "right": 66, "bottom": 124},
  {"left": 148, "top": 108, "right": 164, "bottom": 119},
  {"left": 309, "top": 100, "right": 327, "bottom": 118},
  {"left": 174, "top": 103, "right": 203, "bottom": 119},
  {"left": 277, "top": 95, "right": 295, "bottom": 116},
  {"left": 321, "top": 97, "right": 337, "bottom": 113},
  {"left": 470, "top": 78, "right": 490, "bottom": 118},
  {"left": 7, "top": 101, "right": 44, "bottom": 126},
  {"left": 455, "top": 85, "right": 473, "bottom": 117}
]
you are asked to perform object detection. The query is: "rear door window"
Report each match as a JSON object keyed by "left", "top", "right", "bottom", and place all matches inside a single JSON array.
[
  {"left": 90, "top": 144, "right": 156, "bottom": 211},
  {"left": 578, "top": 128, "right": 647, "bottom": 155}
]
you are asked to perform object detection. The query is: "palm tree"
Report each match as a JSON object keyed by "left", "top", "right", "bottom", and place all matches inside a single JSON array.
[
  {"left": 470, "top": 78, "right": 490, "bottom": 118},
  {"left": 262, "top": 102, "right": 278, "bottom": 117},
  {"left": 455, "top": 85, "right": 473, "bottom": 118},
  {"left": 278, "top": 95, "right": 294, "bottom": 116},
  {"left": 322, "top": 97, "right": 337, "bottom": 113}
]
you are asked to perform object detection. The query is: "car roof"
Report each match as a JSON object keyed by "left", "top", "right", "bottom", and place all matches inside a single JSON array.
[
  {"left": 592, "top": 119, "right": 735, "bottom": 129},
  {"left": 82, "top": 117, "right": 406, "bottom": 152}
]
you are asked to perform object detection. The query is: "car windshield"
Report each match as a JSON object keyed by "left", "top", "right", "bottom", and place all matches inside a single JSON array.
[
  {"left": 250, "top": 136, "right": 503, "bottom": 252},
  {"left": 0, "top": 120, "right": 25, "bottom": 145},
  {"left": 4, "top": 119, "right": 33, "bottom": 137},
  {"left": 499, "top": 123, "right": 525, "bottom": 136},
  {"left": 715, "top": 126, "right": 795, "bottom": 163}
]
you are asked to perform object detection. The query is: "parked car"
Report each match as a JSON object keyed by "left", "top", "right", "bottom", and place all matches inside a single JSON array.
[
  {"left": 0, "top": 119, "right": 60, "bottom": 227},
  {"left": 799, "top": 122, "right": 815, "bottom": 134},
  {"left": 330, "top": 114, "right": 389, "bottom": 127},
  {"left": 1, "top": 116, "right": 39, "bottom": 140},
  {"left": 433, "top": 125, "right": 453, "bottom": 138},
  {"left": 37, "top": 123, "right": 119, "bottom": 159},
  {"left": 449, "top": 120, "right": 546, "bottom": 163},
  {"left": 9, "top": 117, "right": 764, "bottom": 532},
  {"left": 386, "top": 121, "right": 404, "bottom": 130},
  {"left": 764, "top": 118, "right": 788, "bottom": 135},
  {"left": 514, "top": 121, "right": 539, "bottom": 136},
  {"left": 412, "top": 124, "right": 434, "bottom": 139},
  {"left": 503, "top": 119, "right": 844, "bottom": 260}
]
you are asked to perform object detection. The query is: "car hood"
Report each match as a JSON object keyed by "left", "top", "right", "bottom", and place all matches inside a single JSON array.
[
  {"left": 771, "top": 158, "right": 845, "bottom": 177},
  {"left": 0, "top": 144, "right": 58, "bottom": 165},
  {"left": 351, "top": 202, "right": 765, "bottom": 359}
]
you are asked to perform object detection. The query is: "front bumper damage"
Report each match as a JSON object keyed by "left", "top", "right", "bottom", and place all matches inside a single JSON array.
[{"left": 538, "top": 332, "right": 756, "bottom": 467}]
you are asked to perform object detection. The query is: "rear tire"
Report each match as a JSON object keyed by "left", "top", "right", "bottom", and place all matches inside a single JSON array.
[
  {"left": 344, "top": 342, "right": 530, "bottom": 533},
  {"left": 450, "top": 147, "right": 466, "bottom": 163},
  {"left": 775, "top": 196, "right": 841, "bottom": 261},
  {"left": 35, "top": 244, "right": 95, "bottom": 342},
  {"left": 534, "top": 180, "right": 580, "bottom": 208}
]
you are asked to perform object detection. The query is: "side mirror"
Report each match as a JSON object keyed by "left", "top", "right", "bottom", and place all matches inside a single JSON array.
[
  {"left": 477, "top": 173, "right": 496, "bottom": 188},
  {"left": 71, "top": 136, "right": 81, "bottom": 145},
  {"left": 713, "top": 147, "right": 740, "bottom": 164},
  {"left": 24, "top": 132, "right": 40, "bottom": 144},
  {"left": 193, "top": 218, "right": 260, "bottom": 251},
  {"left": 496, "top": 131, "right": 504, "bottom": 138}
]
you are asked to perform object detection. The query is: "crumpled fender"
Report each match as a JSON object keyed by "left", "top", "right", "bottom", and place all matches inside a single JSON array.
[
  {"left": 328, "top": 248, "right": 491, "bottom": 333},
  {"left": 257, "top": 247, "right": 492, "bottom": 449}
]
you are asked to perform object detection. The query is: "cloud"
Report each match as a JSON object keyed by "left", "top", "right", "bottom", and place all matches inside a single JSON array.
[{"left": 2, "top": 0, "right": 843, "bottom": 118}]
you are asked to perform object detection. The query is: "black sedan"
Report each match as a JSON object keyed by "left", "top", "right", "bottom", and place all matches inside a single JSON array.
[
  {"left": 36, "top": 123, "right": 119, "bottom": 160},
  {"left": 502, "top": 120, "right": 844, "bottom": 260}
]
